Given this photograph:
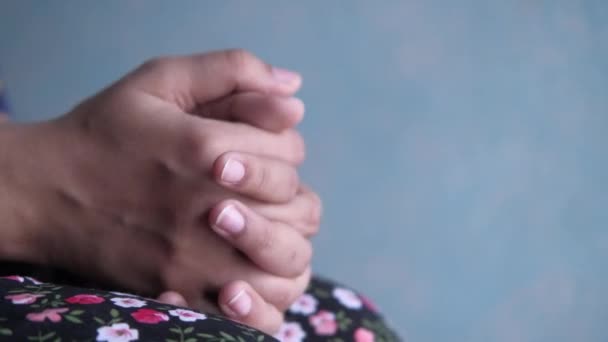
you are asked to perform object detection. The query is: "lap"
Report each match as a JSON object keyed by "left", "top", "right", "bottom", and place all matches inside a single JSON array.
[{"left": 0, "top": 273, "right": 400, "bottom": 341}]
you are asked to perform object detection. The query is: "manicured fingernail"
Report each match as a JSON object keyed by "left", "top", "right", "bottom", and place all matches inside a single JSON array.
[
  {"left": 272, "top": 67, "right": 299, "bottom": 84},
  {"left": 214, "top": 205, "right": 245, "bottom": 235},
  {"left": 226, "top": 289, "right": 251, "bottom": 317},
  {"left": 221, "top": 158, "right": 245, "bottom": 184}
]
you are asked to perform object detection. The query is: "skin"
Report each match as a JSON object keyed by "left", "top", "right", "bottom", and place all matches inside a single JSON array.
[{"left": 0, "top": 50, "right": 321, "bottom": 334}]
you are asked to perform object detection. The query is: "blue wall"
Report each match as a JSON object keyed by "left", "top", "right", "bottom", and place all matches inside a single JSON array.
[{"left": 2, "top": 1, "right": 608, "bottom": 340}]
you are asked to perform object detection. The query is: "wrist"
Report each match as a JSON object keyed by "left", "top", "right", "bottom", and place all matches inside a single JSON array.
[{"left": 0, "top": 121, "right": 63, "bottom": 264}]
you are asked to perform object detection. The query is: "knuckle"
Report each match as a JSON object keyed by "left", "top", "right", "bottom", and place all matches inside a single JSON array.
[
  {"left": 265, "top": 316, "right": 284, "bottom": 336},
  {"left": 273, "top": 289, "right": 291, "bottom": 311},
  {"left": 288, "top": 130, "right": 306, "bottom": 164},
  {"left": 222, "top": 95, "right": 238, "bottom": 119},
  {"left": 274, "top": 284, "right": 300, "bottom": 311},
  {"left": 286, "top": 169, "right": 300, "bottom": 198},
  {"left": 250, "top": 161, "right": 269, "bottom": 192},
  {"left": 222, "top": 49, "right": 256, "bottom": 72},
  {"left": 203, "top": 137, "right": 225, "bottom": 161},
  {"left": 290, "top": 241, "right": 313, "bottom": 275},
  {"left": 302, "top": 241, "right": 313, "bottom": 266},
  {"left": 286, "top": 286, "right": 301, "bottom": 309},
  {"left": 297, "top": 270, "right": 312, "bottom": 300},
  {"left": 307, "top": 191, "right": 323, "bottom": 227},
  {"left": 255, "top": 223, "right": 275, "bottom": 252},
  {"left": 179, "top": 126, "right": 218, "bottom": 172},
  {"left": 141, "top": 56, "right": 177, "bottom": 74}
]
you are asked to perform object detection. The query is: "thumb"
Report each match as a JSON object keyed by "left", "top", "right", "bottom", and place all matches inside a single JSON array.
[
  {"left": 218, "top": 280, "right": 284, "bottom": 335},
  {"left": 125, "top": 49, "right": 301, "bottom": 112}
]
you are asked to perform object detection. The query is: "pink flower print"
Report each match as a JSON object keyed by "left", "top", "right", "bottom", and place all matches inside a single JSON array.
[
  {"left": 96, "top": 323, "right": 139, "bottom": 342},
  {"left": 354, "top": 327, "right": 375, "bottom": 342},
  {"left": 131, "top": 308, "right": 169, "bottom": 324},
  {"left": 1, "top": 275, "right": 24, "bottom": 282},
  {"left": 289, "top": 293, "right": 318, "bottom": 315},
  {"left": 26, "top": 308, "right": 69, "bottom": 323},
  {"left": 360, "top": 294, "right": 379, "bottom": 313},
  {"left": 332, "top": 287, "right": 363, "bottom": 309},
  {"left": 110, "top": 297, "right": 146, "bottom": 308},
  {"left": 168, "top": 308, "right": 207, "bottom": 322},
  {"left": 274, "top": 322, "right": 306, "bottom": 342},
  {"left": 309, "top": 310, "right": 338, "bottom": 336},
  {"left": 66, "top": 294, "right": 105, "bottom": 304},
  {"left": 5, "top": 293, "right": 44, "bottom": 304}
]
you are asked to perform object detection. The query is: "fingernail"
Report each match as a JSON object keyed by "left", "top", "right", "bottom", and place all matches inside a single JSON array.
[
  {"left": 272, "top": 66, "right": 299, "bottom": 84},
  {"left": 214, "top": 205, "right": 245, "bottom": 235},
  {"left": 226, "top": 289, "right": 252, "bottom": 317},
  {"left": 157, "top": 292, "right": 187, "bottom": 307},
  {"left": 221, "top": 158, "right": 245, "bottom": 184}
]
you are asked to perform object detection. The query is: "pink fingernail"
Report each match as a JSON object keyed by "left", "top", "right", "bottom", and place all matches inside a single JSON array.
[
  {"left": 227, "top": 290, "right": 252, "bottom": 317},
  {"left": 272, "top": 67, "right": 299, "bottom": 84},
  {"left": 214, "top": 205, "right": 245, "bottom": 235},
  {"left": 221, "top": 158, "right": 245, "bottom": 184}
]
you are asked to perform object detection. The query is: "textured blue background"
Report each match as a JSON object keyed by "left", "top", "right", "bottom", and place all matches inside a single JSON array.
[{"left": 2, "top": 1, "right": 608, "bottom": 340}]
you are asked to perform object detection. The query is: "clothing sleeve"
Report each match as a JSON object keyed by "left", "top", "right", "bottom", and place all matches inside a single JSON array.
[{"left": 0, "top": 78, "right": 9, "bottom": 116}]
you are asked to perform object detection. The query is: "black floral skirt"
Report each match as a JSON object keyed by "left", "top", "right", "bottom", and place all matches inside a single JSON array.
[{"left": 0, "top": 275, "right": 400, "bottom": 341}]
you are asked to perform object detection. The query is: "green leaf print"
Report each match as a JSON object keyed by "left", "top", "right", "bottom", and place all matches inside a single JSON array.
[
  {"left": 64, "top": 315, "right": 83, "bottom": 324},
  {"left": 196, "top": 333, "right": 215, "bottom": 338},
  {"left": 313, "top": 288, "right": 330, "bottom": 298},
  {"left": 40, "top": 331, "right": 56, "bottom": 341},
  {"left": 27, "top": 331, "right": 57, "bottom": 342},
  {"left": 219, "top": 331, "right": 236, "bottom": 341},
  {"left": 110, "top": 309, "right": 119, "bottom": 318}
]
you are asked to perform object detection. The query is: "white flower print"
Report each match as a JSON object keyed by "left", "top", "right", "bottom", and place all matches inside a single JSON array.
[
  {"left": 288, "top": 293, "right": 318, "bottom": 315},
  {"left": 5, "top": 293, "right": 44, "bottom": 305},
  {"left": 1, "top": 275, "right": 24, "bottom": 282},
  {"left": 96, "top": 323, "right": 139, "bottom": 342},
  {"left": 110, "top": 291, "right": 137, "bottom": 297},
  {"left": 26, "top": 277, "right": 43, "bottom": 285},
  {"left": 168, "top": 308, "right": 207, "bottom": 322},
  {"left": 110, "top": 297, "right": 147, "bottom": 308},
  {"left": 274, "top": 322, "right": 306, "bottom": 342},
  {"left": 332, "top": 287, "right": 362, "bottom": 309}
]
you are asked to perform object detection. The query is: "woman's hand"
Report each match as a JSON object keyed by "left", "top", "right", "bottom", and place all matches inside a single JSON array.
[{"left": 0, "top": 50, "right": 321, "bottom": 334}]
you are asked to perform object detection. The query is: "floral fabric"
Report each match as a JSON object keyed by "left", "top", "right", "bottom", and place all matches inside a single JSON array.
[{"left": 0, "top": 275, "right": 400, "bottom": 341}]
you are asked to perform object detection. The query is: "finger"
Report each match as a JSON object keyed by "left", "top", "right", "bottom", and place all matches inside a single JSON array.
[
  {"left": 246, "top": 185, "right": 322, "bottom": 237},
  {"left": 238, "top": 266, "right": 312, "bottom": 312},
  {"left": 199, "top": 92, "right": 305, "bottom": 133},
  {"left": 209, "top": 200, "right": 312, "bottom": 278},
  {"left": 195, "top": 118, "right": 306, "bottom": 165},
  {"left": 156, "top": 291, "right": 187, "bottom": 307},
  {"left": 218, "top": 280, "right": 283, "bottom": 335},
  {"left": 213, "top": 152, "right": 299, "bottom": 203},
  {"left": 129, "top": 49, "right": 302, "bottom": 112}
]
